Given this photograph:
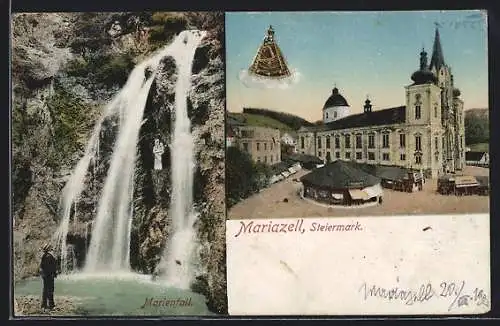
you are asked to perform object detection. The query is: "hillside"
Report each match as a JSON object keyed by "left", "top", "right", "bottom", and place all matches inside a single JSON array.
[
  {"left": 242, "top": 108, "right": 314, "bottom": 130},
  {"left": 465, "top": 108, "right": 489, "bottom": 145},
  {"left": 228, "top": 112, "right": 296, "bottom": 136}
]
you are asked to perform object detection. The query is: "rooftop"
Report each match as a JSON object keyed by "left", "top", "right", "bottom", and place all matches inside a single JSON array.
[
  {"left": 303, "top": 106, "right": 406, "bottom": 132},
  {"left": 300, "top": 160, "right": 381, "bottom": 189}
]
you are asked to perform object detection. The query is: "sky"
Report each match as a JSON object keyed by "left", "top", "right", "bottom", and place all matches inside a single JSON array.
[{"left": 226, "top": 11, "right": 488, "bottom": 122}]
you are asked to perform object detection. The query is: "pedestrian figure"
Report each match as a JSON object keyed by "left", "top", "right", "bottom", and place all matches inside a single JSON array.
[{"left": 39, "top": 243, "right": 57, "bottom": 309}]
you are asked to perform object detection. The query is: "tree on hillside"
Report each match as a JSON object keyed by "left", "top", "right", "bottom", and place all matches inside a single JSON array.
[
  {"left": 465, "top": 111, "right": 489, "bottom": 145},
  {"left": 226, "top": 147, "right": 257, "bottom": 207},
  {"left": 226, "top": 146, "right": 273, "bottom": 207},
  {"left": 243, "top": 108, "right": 313, "bottom": 130}
]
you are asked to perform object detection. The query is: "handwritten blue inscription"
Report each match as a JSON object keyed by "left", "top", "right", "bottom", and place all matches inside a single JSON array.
[{"left": 359, "top": 281, "right": 489, "bottom": 312}]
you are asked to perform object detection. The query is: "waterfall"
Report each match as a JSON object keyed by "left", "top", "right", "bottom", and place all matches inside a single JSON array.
[
  {"left": 55, "top": 122, "right": 103, "bottom": 274},
  {"left": 55, "top": 30, "right": 207, "bottom": 277},
  {"left": 159, "top": 30, "right": 206, "bottom": 289}
]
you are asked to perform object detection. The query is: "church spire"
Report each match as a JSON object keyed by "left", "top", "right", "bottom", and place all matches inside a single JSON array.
[{"left": 429, "top": 25, "right": 445, "bottom": 71}]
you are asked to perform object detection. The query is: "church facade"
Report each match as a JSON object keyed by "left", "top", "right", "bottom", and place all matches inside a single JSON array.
[{"left": 297, "top": 28, "right": 465, "bottom": 178}]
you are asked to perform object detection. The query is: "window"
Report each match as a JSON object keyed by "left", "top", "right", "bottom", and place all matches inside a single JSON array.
[
  {"left": 335, "top": 152, "right": 340, "bottom": 159},
  {"left": 241, "top": 130, "right": 254, "bottom": 138},
  {"left": 382, "top": 133, "right": 390, "bottom": 148},
  {"left": 334, "top": 111, "right": 338, "bottom": 118},
  {"left": 368, "top": 152, "right": 375, "bottom": 160},
  {"left": 301, "top": 137, "right": 304, "bottom": 149},
  {"left": 399, "top": 134, "right": 406, "bottom": 148},
  {"left": 435, "top": 137, "right": 438, "bottom": 151},
  {"left": 335, "top": 136, "right": 340, "bottom": 148},
  {"left": 415, "top": 135, "right": 422, "bottom": 151},
  {"left": 264, "top": 143, "right": 267, "bottom": 150},
  {"left": 326, "top": 112, "right": 329, "bottom": 119},
  {"left": 400, "top": 154, "right": 406, "bottom": 161},
  {"left": 257, "top": 143, "right": 260, "bottom": 151},
  {"left": 242, "top": 143, "right": 249, "bottom": 152},
  {"left": 346, "top": 152, "right": 351, "bottom": 159},
  {"left": 415, "top": 105, "right": 421, "bottom": 120},
  {"left": 368, "top": 134, "right": 375, "bottom": 148},
  {"left": 356, "top": 152, "right": 362, "bottom": 160},
  {"left": 345, "top": 135, "right": 351, "bottom": 148},
  {"left": 326, "top": 152, "right": 331, "bottom": 162},
  {"left": 382, "top": 153, "right": 390, "bottom": 161},
  {"left": 415, "top": 155, "right": 422, "bottom": 165},
  {"left": 326, "top": 136, "right": 331, "bottom": 149},
  {"left": 434, "top": 106, "right": 438, "bottom": 118},
  {"left": 257, "top": 157, "right": 261, "bottom": 163},
  {"left": 318, "top": 151, "right": 322, "bottom": 157},
  {"left": 317, "top": 137, "right": 322, "bottom": 149},
  {"left": 356, "top": 134, "right": 362, "bottom": 149}
]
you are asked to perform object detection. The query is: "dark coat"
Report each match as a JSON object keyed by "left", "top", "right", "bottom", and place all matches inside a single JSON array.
[{"left": 40, "top": 252, "right": 57, "bottom": 278}]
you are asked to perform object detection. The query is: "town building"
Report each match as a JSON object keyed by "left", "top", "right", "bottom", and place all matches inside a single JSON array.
[
  {"left": 230, "top": 125, "right": 281, "bottom": 164},
  {"left": 297, "top": 28, "right": 466, "bottom": 178}
]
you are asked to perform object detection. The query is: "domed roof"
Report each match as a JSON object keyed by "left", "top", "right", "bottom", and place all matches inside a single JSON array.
[
  {"left": 411, "top": 69, "right": 437, "bottom": 85},
  {"left": 323, "top": 87, "right": 349, "bottom": 109},
  {"left": 411, "top": 47, "right": 438, "bottom": 85},
  {"left": 453, "top": 88, "right": 461, "bottom": 97}
]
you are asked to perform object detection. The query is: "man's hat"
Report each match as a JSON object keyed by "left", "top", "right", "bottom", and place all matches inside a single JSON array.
[{"left": 42, "top": 243, "right": 52, "bottom": 252}]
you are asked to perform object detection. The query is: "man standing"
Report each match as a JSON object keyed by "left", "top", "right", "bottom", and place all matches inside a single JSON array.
[{"left": 39, "top": 243, "right": 57, "bottom": 309}]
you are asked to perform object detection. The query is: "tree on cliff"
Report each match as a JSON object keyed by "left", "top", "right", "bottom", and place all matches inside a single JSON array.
[{"left": 465, "top": 108, "right": 489, "bottom": 145}]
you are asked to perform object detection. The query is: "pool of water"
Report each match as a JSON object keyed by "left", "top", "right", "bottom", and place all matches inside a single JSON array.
[{"left": 14, "top": 272, "right": 214, "bottom": 316}]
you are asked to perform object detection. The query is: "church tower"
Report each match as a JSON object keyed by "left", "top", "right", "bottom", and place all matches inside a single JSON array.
[
  {"left": 428, "top": 26, "right": 464, "bottom": 172},
  {"left": 405, "top": 47, "right": 442, "bottom": 177},
  {"left": 323, "top": 87, "right": 351, "bottom": 123}
]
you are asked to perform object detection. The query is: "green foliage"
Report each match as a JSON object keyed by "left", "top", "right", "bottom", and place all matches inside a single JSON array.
[
  {"left": 228, "top": 112, "right": 295, "bottom": 136},
  {"left": 95, "top": 53, "right": 135, "bottom": 87},
  {"left": 66, "top": 52, "right": 135, "bottom": 88},
  {"left": 242, "top": 107, "right": 314, "bottom": 130},
  {"left": 465, "top": 109, "right": 489, "bottom": 145},
  {"left": 226, "top": 146, "right": 272, "bottom": 208},
  {"left": 148, "top": 13, "right": 189, "bottom": 49},
  {"left": 226, "top": 146, "right": 255, "bottom": 207},
  {"left": 45, "top": 88, "right": 97, "bottom": 167}
]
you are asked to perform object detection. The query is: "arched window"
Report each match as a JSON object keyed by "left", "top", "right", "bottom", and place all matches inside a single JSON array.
[{"left": 415, "top": 105, "right": 421, "bottom": 120}]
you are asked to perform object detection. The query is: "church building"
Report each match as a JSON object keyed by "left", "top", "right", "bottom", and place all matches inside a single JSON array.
[{"left": 297, "top": 28, "right": 466, "bottom": 178}]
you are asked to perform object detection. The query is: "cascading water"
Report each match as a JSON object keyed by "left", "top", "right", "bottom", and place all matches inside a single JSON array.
[
  {"left": 159, "top": 30, "right": 206, "bottom": 289},
  {"left": 54, "top": 30, "right": 206, "bottom": 280}
]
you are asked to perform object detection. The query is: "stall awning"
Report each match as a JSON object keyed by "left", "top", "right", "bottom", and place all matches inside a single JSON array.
[
  {"left": 348, "top": 189, "right": 370, "bottom": 200},
  {"left": 454, "top": 176, "right": 480, "bottom": 188}
]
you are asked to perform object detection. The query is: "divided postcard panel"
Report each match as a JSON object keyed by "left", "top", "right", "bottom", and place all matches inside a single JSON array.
[
  {"left": 10, "top": 9, "right": 491, "bottom": 318},
  {"left": 11, "top": 12, "right": 227, "bottom": 317},
  {"left": 225, "top": 10, "right": 490, "bottom": 315}
]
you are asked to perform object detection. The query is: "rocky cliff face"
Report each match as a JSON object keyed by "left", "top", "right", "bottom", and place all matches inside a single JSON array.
[{"left": 12, "top": 12, "right": 227, "bottom": 314}]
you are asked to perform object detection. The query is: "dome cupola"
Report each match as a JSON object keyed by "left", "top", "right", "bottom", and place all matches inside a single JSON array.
[
  {"left": 323, "top": 87, "right": 349, "bottom": 109},
  {"left": 411, "top": 48, "right": 438, "bottom": 85}
]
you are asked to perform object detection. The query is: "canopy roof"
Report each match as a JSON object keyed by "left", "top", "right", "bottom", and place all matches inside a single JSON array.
[{"left": 300, "top": 160, "right": 381, "bottom": 189}]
